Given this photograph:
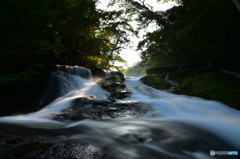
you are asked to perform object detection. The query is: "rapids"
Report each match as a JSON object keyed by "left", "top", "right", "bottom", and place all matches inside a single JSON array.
[{"left": 0, "top": 67, "right": 239, "bottom": 159}]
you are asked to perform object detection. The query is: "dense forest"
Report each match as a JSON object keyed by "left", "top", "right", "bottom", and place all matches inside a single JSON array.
[
  {"left": 116, "top": 0, "right": 240, "bottom": 69},
  {"left": 124, "top": 0, "right": 240, "bottom": 108},
  {"left": 0, "top": 1, "right": 240, "bottom": 158},
  {"left": 0, "top": 0, "right": 136, "bottom": 72},
  {"left": 0, "top": 0, "right": 240, "bottom": 113},
  {"left": 0, "top": 0, "right": 134, "bottom": 114},
  {"left": 1, "top": 0, "right": 239, "bottom": 73}
]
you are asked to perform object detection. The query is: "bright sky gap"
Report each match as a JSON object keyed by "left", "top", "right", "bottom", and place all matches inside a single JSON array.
[{"left": 97, "top": 0, "right": 176, "bottom": 68}]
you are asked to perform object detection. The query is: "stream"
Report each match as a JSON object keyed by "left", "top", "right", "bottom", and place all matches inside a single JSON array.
[{"left": 0, "top": 67, "right": 239, "bottom": 159}]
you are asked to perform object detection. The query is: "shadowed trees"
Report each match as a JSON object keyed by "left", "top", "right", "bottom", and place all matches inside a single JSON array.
[{"left": 0, "top": 0, "right": 134, "bottom": 72}]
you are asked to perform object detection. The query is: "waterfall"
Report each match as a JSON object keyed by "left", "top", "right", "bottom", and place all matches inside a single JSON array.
[
  {"left": 37, "top": 65, "right": 106, "bottom": 107},
  {"left": 20, "top": 66, "right": 108, "bottom": 120},
  {"left": 125, "top": 77, "right": 240, "bottom": 149},
  {"left": 56, "top": 65, "right": 93, "bottom": 79},
  {"left": 0, "top": 73, "right": 240, "bottom": 159}
]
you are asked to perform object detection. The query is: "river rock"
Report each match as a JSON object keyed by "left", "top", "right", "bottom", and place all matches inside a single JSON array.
[
  {"left": 100, "top": 75, "right": 129, "bottom": 99},
  {"left": 141, "top": 74, "right": 172, "bottom": 90},
  {"left": 92, "top": 68, "right": 110, "bottom": 79},
  {"left": 0, "top": 135, "right": 102, "bottom": 159},
  {"left": 110, "top": 71, "right": 125, "bottom": 81},
  {"left": 53, "top": 96, "right": 150, "bottom": 121},
  {"left": 55, "top": 65, "right": 93, "bottom": 79}
]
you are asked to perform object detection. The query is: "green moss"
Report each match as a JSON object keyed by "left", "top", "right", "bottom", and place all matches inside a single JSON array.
[
  {"left": 170, "top": 68, "right": 211, "bottom": 83},
  {"left": 141, "top": 74, "right": 172, "bottom": 90},
  {"left": 0, "top": 69, "right": 41, "bottom": 84},
  {"left": 0, "top": 64, "right": 47, "bottom": 84},
  {"left": 175, "top": 71, "right": 240, "bottom": 109}
]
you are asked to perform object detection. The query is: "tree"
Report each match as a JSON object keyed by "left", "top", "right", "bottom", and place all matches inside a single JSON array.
[
  {"left": 113, "top": 0, "right": 240, "bottom": 70},
  {"left": 0, "top": 0, "right": 134, "bottom": 72}
]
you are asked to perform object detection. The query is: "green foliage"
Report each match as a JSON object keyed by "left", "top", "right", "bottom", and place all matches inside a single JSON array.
[
  {"left": 119, "top": 0, "right": 240, "bottom": 69},
  {"left": 175, "top": 71, "right": 240, "bottom": 108},
  {"left": 126, "top": 62, "right": 146, "bottom": 76},
  {"left": 141, "top": 74, "right": 171, "bottom": 90},
  {"left": 0, "top": 0, "right": 133, "bottom": 74},
  {"left": 113, "top": 0, "right": 240, "bottom": 108}
]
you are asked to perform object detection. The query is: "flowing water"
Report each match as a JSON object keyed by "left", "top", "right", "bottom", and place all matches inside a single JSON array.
[{"left": 0, "top": 67, "right": 240, "bottom": 159}]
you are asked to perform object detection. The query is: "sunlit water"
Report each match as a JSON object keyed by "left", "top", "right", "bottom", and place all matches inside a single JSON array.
[{"left": 0, "top": 73, "right": 240, "bottom": 159}]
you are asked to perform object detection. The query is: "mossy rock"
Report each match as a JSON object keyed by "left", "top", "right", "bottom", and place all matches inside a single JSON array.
[
  {"left": 100, "top": 75, "right": 128, "bottom": 99},
  {"left": 174, "top": 71, "right": 240, "bottom": 109},
  {"left": 141, "top": 74, "right": 172, "bottom": 90},
  {"left": 169, "top": 68, "right": 211, "bottom": 83}
]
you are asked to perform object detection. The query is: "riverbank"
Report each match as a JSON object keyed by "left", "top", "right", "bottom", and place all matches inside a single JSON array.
[
  {"left": 1, "top": 75, "right": 240, "bottom": 159},
  {"left": 0, "top": 65, "right": 53, "bottom": 116},
  {"left": 141, "top": 65, "right": 240, "bottom": 109},
  {"left": 0, "top": 65, "right": 128, "bottom": 116}
]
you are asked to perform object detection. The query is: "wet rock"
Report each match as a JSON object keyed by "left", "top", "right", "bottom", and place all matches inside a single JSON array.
[
  {"left": 0, "top": 135, "right": 102, "bottom": 159},
  {"left": 92, "top": 68, "right": 110, "bottom": 79},
  {"left": 0, "top": 121, "right": 234, "bottom": 159},
  {"left": 53, "top": 97, "right": 151, "bottom": 121},
  {"left": 141, "top": 74, "right": 172, "bottom": 90},
  {"left": 55, "top": 65, "right": 92, "bottom": 79},
  {"left": 37, "top": 65, "right": 95, "bottom": 108},
  {"left": 110, "top": 71, "right": 125, "bottom": 81},
  {"left": 100, "top": 75, "right": 129, "bottom": 99}
]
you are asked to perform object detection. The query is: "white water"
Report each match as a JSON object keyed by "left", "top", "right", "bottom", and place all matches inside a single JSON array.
[
  {"left": 165, "top": 73, "right": 178, "bottom": 91},
  {"left": 28, "top": 74, "right": 108, "bottom": 118},
  {"left": 0, "top": 73, "right": 240, "bottom": 158},
  {"left": 125, "top": 77, "right": 240, "bottom": 149}
]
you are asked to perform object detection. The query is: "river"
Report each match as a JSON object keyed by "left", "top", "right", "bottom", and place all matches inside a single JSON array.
[{"left": 0, "top": 68, "right": 239, "bottom": 159}]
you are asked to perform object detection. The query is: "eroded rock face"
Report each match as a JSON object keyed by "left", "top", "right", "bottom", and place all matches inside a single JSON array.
[
  {"left": 110, "top": 71, "right": 125, "bottom": 81},
  {"left": 99, "top": 75, "right": 129, "bottom": 100},
  {"left": 141, "top": 74, "right": 172, "bottom": 90},
  {"left": 91, "top": 70, "right": 128, "bottom": 99},
  {"left": 0, "top": 136, "right": 102, "bottom": 159},
  {"left": 54, "top": 97, "right": 151, "bottom": 121},
  {"left": 55, "top": 65, "right": 93, "bottom": 79},
  {"left": 92, "top": 68, "right": 110, "bottom": 79}
]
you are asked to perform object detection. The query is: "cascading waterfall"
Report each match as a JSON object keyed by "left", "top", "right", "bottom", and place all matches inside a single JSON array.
[
  {"left": 125, "top": 77, "right": 240, "bottom": 149},
  {"left": 0, "top": 69, "right": 240, "bottom": 159},
  {"left": 37, "top": 65, "right": 102, "bottom": 107},
  {"left": 32, "top": 66, "right": 109, "bottom": 119},
  {"left": 56, "top": 65, "right": 93, "bottom": 79}
]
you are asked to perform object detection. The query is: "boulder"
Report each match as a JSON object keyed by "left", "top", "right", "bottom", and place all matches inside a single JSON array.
[
  {"left": 99, "top": 75, "right": 129, "bottom": 99},
  {"left": 92, "top": 68, "right": 110, "bottom": 79},
  {"left": 55, "top": 65, "right": 93, "bottom": 79},
  {"left": 110, "top": 71, "right": 125, "bottom": 81},
  {"left": 141, "top": 74, "right": 172, "bottom": 90},
  {"left": 54, "top": 96, "right": 151, "bottom": 121}
]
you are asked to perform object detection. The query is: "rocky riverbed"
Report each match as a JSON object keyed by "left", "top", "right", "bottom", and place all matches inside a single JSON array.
[
  {"left": 1, "top": 65, "right": 240, "bottom": 159},
  {"left": 141, "top": 64, "right": 240, "bottom": 109}
]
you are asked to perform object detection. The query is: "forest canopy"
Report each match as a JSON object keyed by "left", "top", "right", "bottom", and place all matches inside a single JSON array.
[
  {"left": 0, "top": 0, "right": 240, "bottom": 112},
  {"left": 0, "top": 0, "right": 239, "bottom": 72},
  {"left": 0, "top": 0, "right": 134, "bottom": 73},
  {"left": 113, "top": 0, "right": 240, "bottom": 70}
]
